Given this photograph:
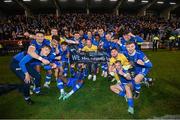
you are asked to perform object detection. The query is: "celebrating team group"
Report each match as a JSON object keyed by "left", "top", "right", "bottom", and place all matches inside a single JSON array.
[{"left": 10, "top": 28, "right": 153, "bottom": 114}]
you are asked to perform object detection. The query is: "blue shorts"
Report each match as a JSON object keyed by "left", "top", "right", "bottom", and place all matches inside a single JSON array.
[
  {"left": 53, "top": 61, "right": 62, "bottom": 67},
  {"left": 135, "top": 67, "right": 150, "bottom": 76},
  {"left": 120, "top": 77, "right": 133, "bottom": 84},
  {"left": 66, "top": 78, "right": 78, "bottom": 87},
  {"left": 120, "top": 80, "right": 134, "bottom": 91}
]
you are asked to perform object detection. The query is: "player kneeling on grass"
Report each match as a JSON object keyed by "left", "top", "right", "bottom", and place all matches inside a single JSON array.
[
  {"left": 123, "top": 41, "right": 153, "bottom": 99},
  {"left": 10, "top": 45, "right": 51, "bottom": 105},
  {"left": 108, "top": 48, "right": 131, "bottom": 83},
  {"left": 110, "top": 60, "right": 134, "bottom": 114},
  {"left": 56, "top": 63, "right": 86, "bottom": 100}
]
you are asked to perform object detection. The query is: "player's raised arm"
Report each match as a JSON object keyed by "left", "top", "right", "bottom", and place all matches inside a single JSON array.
[
  {"left": 24, "top": 32, "right": 35, "bottom": 39},
  {"left": 65, "top": 39, "right": 79, "bottom": 44}
]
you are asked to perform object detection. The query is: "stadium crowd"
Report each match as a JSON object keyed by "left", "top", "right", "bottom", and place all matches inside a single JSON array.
[{"left": 1, "top": 14, "right": 180, "bottom": 41}]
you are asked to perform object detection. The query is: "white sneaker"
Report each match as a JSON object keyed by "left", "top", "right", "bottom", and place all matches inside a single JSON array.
[
  {"left": 101, "top": 71, "right": 105, "bottom": 77},
  {"left": 128, "top": 107, "right": 134, "bottom": 114},
  {"left": 43, "top": 82, "right": 50, "bottom": 88},
  {"left": 88, "top": 75, "right": 92, "bottom": 80},
  {"left": 93, "top": 75, "right": 96, "bottom": 81},
  {"left": 58, "top": 92, "right": 66, "bottom": 100},
  {"left": 104, "top": 72, "right": 108, "bottom": 78},
  {"left": 63, "top": 93, "right": 71, "bottom": 101}
]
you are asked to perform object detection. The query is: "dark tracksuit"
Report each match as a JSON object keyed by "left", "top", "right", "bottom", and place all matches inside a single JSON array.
[{"left": 10, "top": 51, "right": 41, "bottom": 99}]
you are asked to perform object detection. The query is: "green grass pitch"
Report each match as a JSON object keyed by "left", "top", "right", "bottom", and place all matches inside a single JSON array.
[{"left": 0, "top": 50, "right": 180, "bottom": 119}]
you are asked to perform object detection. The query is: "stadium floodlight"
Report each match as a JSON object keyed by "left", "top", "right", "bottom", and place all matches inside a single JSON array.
[
  {"left": 141, "top": 0, "right": 148, "bottom": 3},
  {"left": 76, "top": 0, "right": 83, "bottom": 2},
  {"left": 169, "top": 2, "right": 176, "bottom": 5},
  {"left": 23, "top": 0, "right": 31, "bottom": 1},
  {"left": 128, "top": 0, "right": 135, "bottom": 3},
  {"left": 157, "top": 1, "right": 164, "bottom": 4},
  {"left": 4, "top": 0, "right": 12, "bottom": 2},
  {"left": 94, "top": 0, "right": 102, "bottom": 2},
  {"left": 110, "top": 0, "right": 118, "bottom": 2}
]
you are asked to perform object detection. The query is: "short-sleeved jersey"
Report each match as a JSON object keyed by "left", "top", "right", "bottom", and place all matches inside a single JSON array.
[
  {"left": 110, "top": 42, "right": 121, "bottom": 52},
  {"left": 58, "top": 47, "right": 69, "bottom": 62},
  {"left": 13, "top": 50, "right": 45, "bottom": 74},
  {"left": 120, "top": 36, "right": 144, "bottom": 51},
  {"left": 82, "top": 44, "right": 97, "bottom": 52},
  {"left": 30, "top": 39, "right": 50, "bottom": 52},
  {"left": 123, "top": 50, "right": 152, "bottom": 68},
  {"left": 109, "top": 53, "right": 131, "bottom": 68}
]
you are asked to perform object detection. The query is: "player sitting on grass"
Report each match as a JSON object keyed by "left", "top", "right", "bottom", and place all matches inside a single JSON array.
[
  {"left": 110, "top": 60, "right": 134, "bottom": 114},
  {"left": 123, "top": 41, "right": 153, "bottom": 99},
  {"left": 56, "top": 63, "right": 86, "bottom": 100},
  {"left": 108, "top": 48, "right": 131, "bottom": 83}
]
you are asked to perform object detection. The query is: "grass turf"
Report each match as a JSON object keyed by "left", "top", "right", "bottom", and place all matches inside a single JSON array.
[{"left": 0, "top": 50, "right": 180, "bottom": 119}]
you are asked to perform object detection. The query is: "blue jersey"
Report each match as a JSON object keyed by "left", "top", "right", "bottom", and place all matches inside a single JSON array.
[
  {"left": 78, "top": 40, "right": 86, "bottom": 49},
  {"left": 83, "top": 34, "right": 95, "bottom": 41},
  {"left": 92, "top": 38, "right": 105, "bottom": 51},
  {"left": 83, "top": 34, "right": 88, "bottom": 40},
  {"left": 123, "top": 50, "right": 152, "bottom": 76},
  {"left": 102, "top": 39, "right": 111, "bottom": 56},
  {"left": 48, "top": 44, "right": 61, "bottom": 62},
  {"left": 134, "top": 35, "right": 144, "bottom": 43},
  {"left": 70, "top": 37, "right": 81, "bottom": 42},
  {"left": 66, "top": 70, "right": 85, "bottom": 87},
  {"left": 46, "top": 44, "right": 62, "bottom": 67},
  {"left": 100, "top": 33, "right": 106, "bottom": 42},
  {"left": 13, "top": 51, "right": 45, "bottom": 74},
  {"left": 120, "top": 36, "right": 144, "bottom": 51},
  {"left": 59, "top": 47, "right": 69, "bottom": 63},
  {"left": 30, "top": 39, "right": 50, "bottom": 52},
  {"left": 110, "top": 42, "right": 121, "bottom": 52},
  {"left": 13, "top": 51, "right": 27, "bottom": 62},
  {"left": 29, "top": 39, "right": 50, "bottom": 66},
  {"left": 92, "top": 39, "right": 100, "bottom": 46}
]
